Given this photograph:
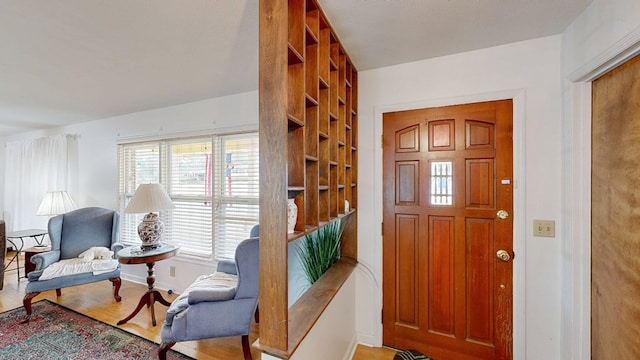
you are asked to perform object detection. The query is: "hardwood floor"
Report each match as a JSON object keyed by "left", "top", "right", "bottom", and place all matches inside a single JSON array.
[{"left": 1, "top": 251, "right": 394, "bottom": 360}]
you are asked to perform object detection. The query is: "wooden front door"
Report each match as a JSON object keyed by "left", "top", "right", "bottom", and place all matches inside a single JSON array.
[{"left": 382, "top": 100, "right": 513, "bottom": 360}]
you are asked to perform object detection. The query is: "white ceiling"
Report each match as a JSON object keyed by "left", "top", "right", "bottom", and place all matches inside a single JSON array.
[{"left": 0, "top": 0, "right": 591, "bottom": 137}]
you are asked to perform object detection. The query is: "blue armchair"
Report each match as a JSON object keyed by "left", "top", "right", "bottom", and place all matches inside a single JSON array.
[
  {"left": 158, "top": 236, "right": 259, "bottom": 360},
  {"left": 23, "top": 207, "right": 123, "bottom": 320}
]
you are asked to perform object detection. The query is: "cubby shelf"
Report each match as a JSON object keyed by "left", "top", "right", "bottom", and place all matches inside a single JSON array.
[{"left": 258, "top": 0, "right": 358, "bottom": 357}]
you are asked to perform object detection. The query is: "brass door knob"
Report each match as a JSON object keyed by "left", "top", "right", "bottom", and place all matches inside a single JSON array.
[
  {"left": 496, "top": 250, "right": 511, "bottom": 262},
  {"left": 497, "top": 209, "right": 509, "bottom": 220}
]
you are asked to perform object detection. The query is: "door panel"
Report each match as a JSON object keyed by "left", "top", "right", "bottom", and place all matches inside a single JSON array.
[
  {"left": 383, "top": 100, "right": 513, "bottom": 360},
  {"left": 591, "top": 52, "right": 640, "bottom": 359}
]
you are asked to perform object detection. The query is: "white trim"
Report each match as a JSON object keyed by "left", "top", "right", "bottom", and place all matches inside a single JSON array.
[
  {"left": 561, "top": 81, "right": 592, "bottom": 360},
  {"left": 116, "top": 124, "right": 258, "bottom": 144},
  {"left": 563, "top": 27, "right": 640, "bottom": 360},
  {"left": 372, "top": 89, "right": 527, "bottom": 359},
  {"left": 568, "top": 26, "right": 640, "bottom": 82}
]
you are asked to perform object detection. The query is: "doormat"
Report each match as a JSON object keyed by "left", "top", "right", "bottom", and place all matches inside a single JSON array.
[
  {"left": 395, "top": 349, "right": 433, "bottom": 360},
  {"left": 0, "top": 300, "right": 193, "bottom": 359}
]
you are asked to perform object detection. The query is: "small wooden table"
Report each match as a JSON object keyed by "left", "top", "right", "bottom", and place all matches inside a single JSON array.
[
  {"left": 24, "top": 246, "right": 51, "bottom": 276},
  {"left": 116, "top": 243, "right": 179, "bottom": 326}
]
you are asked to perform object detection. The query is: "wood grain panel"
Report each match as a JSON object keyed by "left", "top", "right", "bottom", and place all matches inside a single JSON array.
[
  {"left": 396, "top": 125, "right": 420, "bottom": 153},
  {"left": 466, "top": 120, "right": 494, "bottom": 149},
  {"left": 396, "top": 214, "right": 420, "bottom": 327},
  {"left": 259, "top": 0, "right": 289, "bottom": 352},
  {"left": 466, "top": 159, "right": 495, "bottom": 208},
  {"left": 396, "top": 161, "right": 419, "bottom": 205},
  {"left": 592, "top": 52, "right": 640, "bottom": 360},
  {"left": 466, "top": 218, "right": 494, "bottom": 344},
  {"left": 429, "top": 119, "right": 455, "bottom": 151},
  {"left": 429, "top": 216, "right": 455, "bottom": 335}
]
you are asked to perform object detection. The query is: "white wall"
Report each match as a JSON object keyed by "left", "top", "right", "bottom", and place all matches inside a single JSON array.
[
  {"left": 560, "top": 1, "right": 640, "bottom": 359},
  {"left": 263, "top": 272, "right": 358, "bottom": 360},
  {"left": 0, "top": 90, "right": 258, "bottom": 291},
  {"left": 356, "top": 35, "right": 563, "bottom": 359}
]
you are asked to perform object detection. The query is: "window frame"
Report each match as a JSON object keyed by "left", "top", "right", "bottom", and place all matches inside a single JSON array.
[{"left": 117, "top": 131, "right": 259, "bottom": 260}]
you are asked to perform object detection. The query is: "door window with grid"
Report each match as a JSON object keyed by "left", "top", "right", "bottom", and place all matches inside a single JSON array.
[{"left": 118, "top": 133, "right": 259, "bottom": 259}]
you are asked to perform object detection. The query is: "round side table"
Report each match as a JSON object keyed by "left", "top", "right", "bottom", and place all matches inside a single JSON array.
[{"left": 116, "top": 243, "right": 179, "bottom": 326}]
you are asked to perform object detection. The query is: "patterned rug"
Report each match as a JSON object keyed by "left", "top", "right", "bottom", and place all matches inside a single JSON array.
[
  {"left": 395, "top": 349, "right": 433, "bottom": 360},
  {"left": 0, "top": 300, "right": 193, "bottom": 360}
]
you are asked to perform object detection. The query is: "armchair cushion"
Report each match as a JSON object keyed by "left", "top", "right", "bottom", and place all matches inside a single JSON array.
[
  {"left": 165, "top": 272, "right": 238, "bottom": 326},
  {"left": 37, "top": 258, "right": 119, "bottom": 281},
  {"left": 188, "top": 288, "right": 236, "bottom": 304}
]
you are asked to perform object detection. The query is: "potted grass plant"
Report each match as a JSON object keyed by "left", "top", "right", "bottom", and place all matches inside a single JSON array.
[{"left": 296, "top": 220, "right": 343, "bottom": 285}]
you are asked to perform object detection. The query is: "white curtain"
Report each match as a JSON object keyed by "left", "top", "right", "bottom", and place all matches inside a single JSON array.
[{"left": 4, "top": 134, "right": 70, "bottom": 232}]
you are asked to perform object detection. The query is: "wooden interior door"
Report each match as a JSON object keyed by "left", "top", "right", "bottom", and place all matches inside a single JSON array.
[
  {"left": 591, "top": 53, "right": 640, "bottom": 359},
  {"left": 382, "top": 100, "right": 513, "bottom": 360}
]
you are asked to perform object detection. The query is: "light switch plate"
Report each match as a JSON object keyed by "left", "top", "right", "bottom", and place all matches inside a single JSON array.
[{"left": 533, "top": 219, "right": 555, "bottom": 238}]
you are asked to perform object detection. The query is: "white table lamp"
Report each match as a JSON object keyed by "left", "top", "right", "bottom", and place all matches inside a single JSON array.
[
  {"left": 36, "top": 191, "right": 77, "bottom": 216},
  {"left": 125, "top": 183, "right": 174, "bottom": 249}
]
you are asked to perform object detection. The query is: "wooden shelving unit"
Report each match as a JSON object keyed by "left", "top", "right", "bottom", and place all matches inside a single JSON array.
[{"left": 258, "top": 0, "right": 358, "bottom": 357}]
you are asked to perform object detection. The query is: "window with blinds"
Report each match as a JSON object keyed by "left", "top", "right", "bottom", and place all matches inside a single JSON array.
[{"left": 118, "top": 132, "right": 259, "bottom": 259}]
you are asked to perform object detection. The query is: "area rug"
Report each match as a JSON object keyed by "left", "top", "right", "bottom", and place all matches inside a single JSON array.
[
  {"left": 0, "top": 300, "right": 193, "bottom": 360},
  {"left": 395, "top": 349, "right": 433, "bottom": 360}
]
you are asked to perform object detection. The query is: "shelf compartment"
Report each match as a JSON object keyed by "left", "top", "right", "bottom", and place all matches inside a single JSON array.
[
  {"left": 288, "top": 45, "right": 304, "bottom": 65},
  {"left": 319, "top": 187, "right": 330, "bottom": 222},
  {"left": 288, "top": 63, "right": 305, "bottom": 122},
  {"left": 288, "top": 126, "right": 305, "bottom": 189},
  {"left": 305, "top": 1, "right": 319, "bottom": 41},
  {"left": 319, "top": 136, "right": 330, "bottom": 187},
  {"left": 329, "top": 164, "right": 338, "bottom": 218},
  {"left": 329, "top": 68, "right": 339, "bottom": 121},
  {"left": 318, "top": 28, "right": 331, "bottom": 87},
  {"left": 288, "top": 114, "right": 304, "bottom": 128},
  {"left": 329, "top": 119, "right": 338, "bottom": 164},
  {"left": 338, "top": 52, "right": 347, "bottom": 102},
  {"left": 319, "top": 87, "right": 330, "bottom": 136},
  {"left": 305, "top": 41, "right": 319, "bottom": 103},
  {"left": 288, "top": 0, "right": 305, "bottom": 59},
  {"left": 305, "top": 160, "right": 319, "bottom": 227},
  {"left": 305, "top": 106, "right": 318, "bottom": 158}
]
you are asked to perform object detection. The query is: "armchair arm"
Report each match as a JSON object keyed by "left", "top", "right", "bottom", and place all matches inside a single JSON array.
[
  {"left": 188, "top": 288, "right": 236, "bottom": 304},
  {"left": 30, "top": 250, "right": 61, "bottom": 271},
  {"left": 111, "top": 243, "right": 125, "bottom": 258},
  {"left": 216, "top": 260, "right": 237, "bottom": 275}
]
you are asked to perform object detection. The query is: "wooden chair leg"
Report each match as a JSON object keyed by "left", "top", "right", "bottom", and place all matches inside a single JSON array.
[
  {"left": 158, "top": 342, "right": 175, "bottom": 360},
  {"left": 242, "top": 335, "right": 253, "bottom": 360},
  {"left": 56, "top": 289, "right": 62, "bottom": 296},
  {"left": 22, "top": 292, "right": 40, "bottom": 323},
  {"left": 254, "top": 305, "right": 259, "bottom": 323},
  {"left": 110, "top": 277, "right": 122, "bottom": 302}
]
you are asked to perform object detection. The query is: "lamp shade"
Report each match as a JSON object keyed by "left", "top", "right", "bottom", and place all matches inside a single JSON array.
[
  {"left": 125, "top": 183, "right": 174, "bottom": 214},
  {"left": 36, "top": 191, "right": 77, "bottom": 216}
]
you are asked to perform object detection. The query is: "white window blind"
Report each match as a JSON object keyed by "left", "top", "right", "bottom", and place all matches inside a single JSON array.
[
  {"left": 213, "top": 134, "right": 260, "bottom": 260},
  {"left": 118, "top": 132, "right": 258, "bottom": 259},
  {"left": 118, "top": 142, "right": 161, "bottom": 246}
]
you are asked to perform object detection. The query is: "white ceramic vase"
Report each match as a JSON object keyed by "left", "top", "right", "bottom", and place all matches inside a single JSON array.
[{"left": 287, "top": 198, "right": 297, "bottom": 234}]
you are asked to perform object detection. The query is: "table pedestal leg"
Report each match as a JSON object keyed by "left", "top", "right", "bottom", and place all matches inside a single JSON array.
[{"left": 117, "top": 261, "right": 172, "bottom": 327}]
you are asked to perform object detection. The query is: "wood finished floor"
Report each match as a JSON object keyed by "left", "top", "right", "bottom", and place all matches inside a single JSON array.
[{"left": 1, "top": 251, "right": 394, "bottom": 360}]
